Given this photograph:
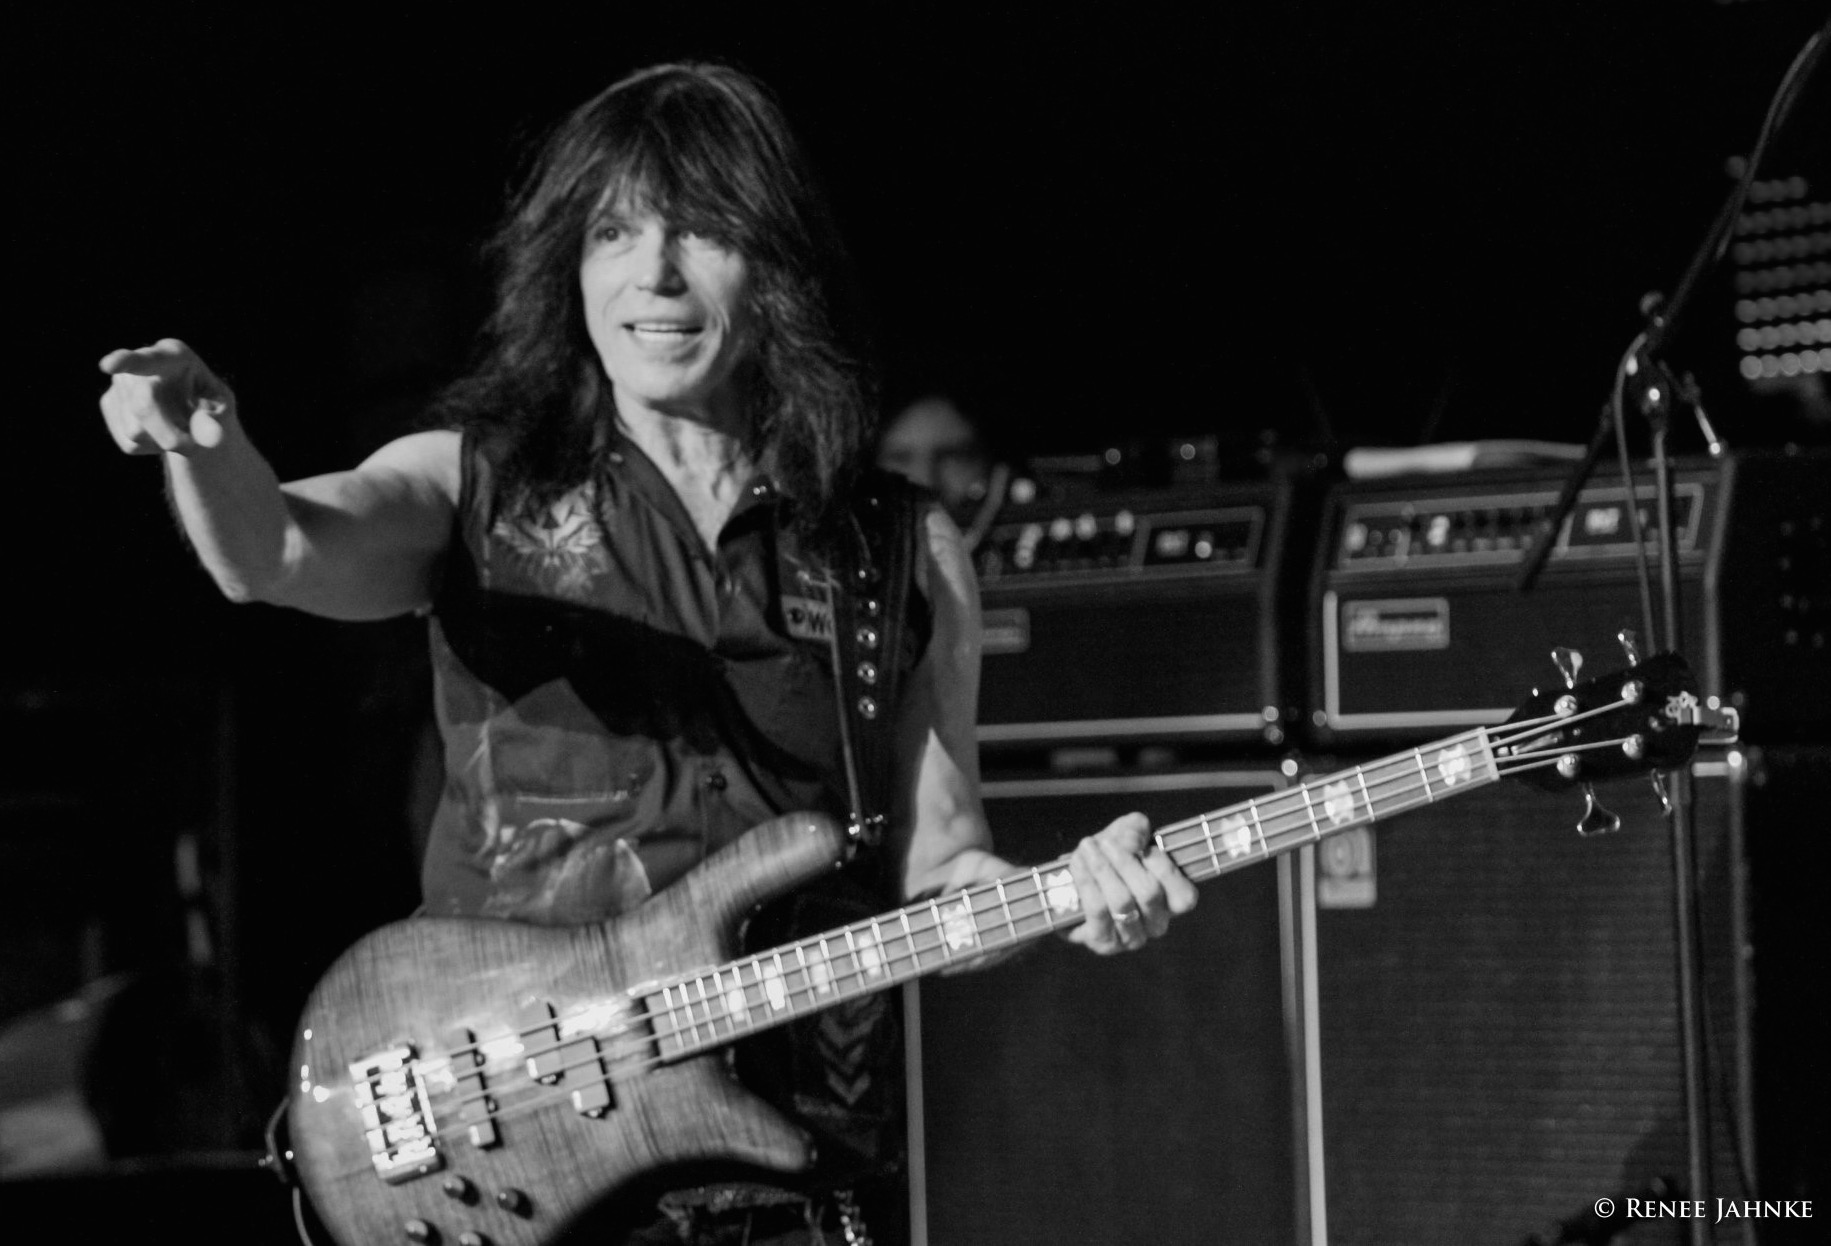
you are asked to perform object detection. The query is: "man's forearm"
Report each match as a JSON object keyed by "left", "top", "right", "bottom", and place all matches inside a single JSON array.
[{"left": 162, "top": 427, "right": 295, "bottom": 604}]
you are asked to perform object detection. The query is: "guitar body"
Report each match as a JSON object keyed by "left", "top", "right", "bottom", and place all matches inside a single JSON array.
[{"left": 287, "top": 812, "right": 851, "bottom": 1246}]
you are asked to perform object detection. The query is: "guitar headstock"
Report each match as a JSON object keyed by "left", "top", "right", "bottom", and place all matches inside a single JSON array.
[{"left": 1496, "top": 652, "right": 1738, "bottom": 793}]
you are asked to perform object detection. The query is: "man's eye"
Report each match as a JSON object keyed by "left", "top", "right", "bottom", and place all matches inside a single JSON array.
[{"left": 591, "top": 223, "right": 624, "bottom": 243}]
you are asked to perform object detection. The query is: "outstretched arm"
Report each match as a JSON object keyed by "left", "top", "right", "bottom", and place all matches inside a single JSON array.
[
  {"left": 99, "top": 338, "right": 460, "bottom": 620},
  {"left": 888, "top": 504, "right": 1197, "bottom": 958}
]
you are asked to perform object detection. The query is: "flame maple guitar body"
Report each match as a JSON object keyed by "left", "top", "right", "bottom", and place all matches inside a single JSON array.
[{"left": 288, "top": 813, "right": 849, "bottom": 1246}]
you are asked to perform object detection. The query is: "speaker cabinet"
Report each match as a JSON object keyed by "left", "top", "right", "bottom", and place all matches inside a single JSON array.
[
  {"left": 912, "top": 766, "right": 1300, "bottom": 1246},
  {"left": 1305, "top": 758, "right": 1752, "bottom": 1246}
]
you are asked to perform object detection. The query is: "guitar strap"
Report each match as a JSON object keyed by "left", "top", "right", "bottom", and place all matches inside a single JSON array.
[
  {"left": 823, "top": 472, "right": 924, "bottom": 850},
  {"left": 726, "top": 475, "right": 926, "bottom": 1215}
]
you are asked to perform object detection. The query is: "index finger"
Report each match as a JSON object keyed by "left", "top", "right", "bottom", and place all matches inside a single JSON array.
[{"left": 98, "top": 339, "right": 193, "bottom": 378}]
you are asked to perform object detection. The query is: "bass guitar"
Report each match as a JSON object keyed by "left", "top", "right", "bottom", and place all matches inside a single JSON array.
[{"left": 280, "top": 652, "right": 1733, "bottom": 1244}]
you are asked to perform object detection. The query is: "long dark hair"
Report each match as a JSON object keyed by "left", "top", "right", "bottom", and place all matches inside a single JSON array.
[{"left": 434, "top": 63, "right": 877, "bottom": 532}]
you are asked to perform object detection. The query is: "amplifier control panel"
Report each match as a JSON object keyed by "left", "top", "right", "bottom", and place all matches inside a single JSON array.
[
  {"left": 1335, "top": 482, "right": 1705, "bottom": 571},
  {"left": 976, "top": 504, "right": 1264, "bottom": 583}
]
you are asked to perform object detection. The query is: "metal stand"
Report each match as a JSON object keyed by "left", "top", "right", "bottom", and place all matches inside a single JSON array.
[{"left": 1514, "top": 23, "right": 1827, "bottom": 1245}]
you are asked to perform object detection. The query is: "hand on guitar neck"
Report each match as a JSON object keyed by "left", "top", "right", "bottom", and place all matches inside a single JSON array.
[{"left": 1056, "top": 812, "right": 1200, "bottom": 955}]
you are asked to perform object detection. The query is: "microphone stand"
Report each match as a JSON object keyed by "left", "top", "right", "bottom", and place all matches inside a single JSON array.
[{"left": 1513, "top": 23, "right": 1827, "bottom": 1246}]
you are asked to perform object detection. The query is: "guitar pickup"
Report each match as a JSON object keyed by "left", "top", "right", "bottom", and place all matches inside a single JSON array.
[
  {"left": 564, "top": 1034, "right": 612, "bottom": 1118},
  {"left": 516, "top": 1001, "right": 612, "bottom": 1117},
  {"left": 349, "top": 1045, "right": 443, "bottom": 1184}
]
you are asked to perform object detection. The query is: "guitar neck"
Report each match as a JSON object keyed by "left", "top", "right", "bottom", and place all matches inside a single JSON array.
[{"left": 644, "top": 728, "right": 1501, "bottom": 1062}]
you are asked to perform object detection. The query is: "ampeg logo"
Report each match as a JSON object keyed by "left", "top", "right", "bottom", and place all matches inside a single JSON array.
[{"left": 1341, "top": 598, "right": 1451, "bottom": 652}]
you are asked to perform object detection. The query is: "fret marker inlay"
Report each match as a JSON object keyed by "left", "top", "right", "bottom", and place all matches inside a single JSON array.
[
  {"left": 1437, "top": 743, "right": 1470, "bottom": 787},
  {"left": 1043, "top": 870, "right": 1078, "bottom": 915},
  {"left": 1322, "top": 780, "right": 1356, "bottom": 827},
  {"left": 761, "top": 962, "right": 787, "bottom": 1011},
  {"left": 1219, "top": 815, "right": 1252, "bottom": 859},
  {"left": 857, "top": 928, "right": 887, "bottom": 977},
  {"left": 808, "top": 946, "right": 834, "bottom": 995},
  {"left": 940, "top": 901, "right": 978, "bottom": 952}
]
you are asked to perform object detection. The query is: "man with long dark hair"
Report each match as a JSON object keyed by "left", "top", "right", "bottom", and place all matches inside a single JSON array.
[{"left": 98, "top": 63, "right": 1194, "bottom": 1243}]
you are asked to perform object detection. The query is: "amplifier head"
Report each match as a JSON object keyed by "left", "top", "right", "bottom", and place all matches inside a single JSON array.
[{"left": 974, "top": 474, "right": 1311, "bottom": 749}]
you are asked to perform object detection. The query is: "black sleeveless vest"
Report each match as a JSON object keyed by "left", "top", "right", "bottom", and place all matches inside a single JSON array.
[{"left": 421, "top": 428, "right": 930, "bottom": 1186}]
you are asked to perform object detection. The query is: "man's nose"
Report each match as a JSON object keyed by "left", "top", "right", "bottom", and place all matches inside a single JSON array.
[{"left": 633, "top": 229, "right": 687, "bottom": 293}]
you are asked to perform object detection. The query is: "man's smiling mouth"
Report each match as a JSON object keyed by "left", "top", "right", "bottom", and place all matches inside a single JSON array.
[{"left": 628, "top": 321, "right": 703, "bottom": 340}]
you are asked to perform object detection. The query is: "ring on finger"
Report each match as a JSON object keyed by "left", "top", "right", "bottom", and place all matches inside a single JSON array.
[{"left": 1112, "top": 906, "right": 1144, "bottom": 937}]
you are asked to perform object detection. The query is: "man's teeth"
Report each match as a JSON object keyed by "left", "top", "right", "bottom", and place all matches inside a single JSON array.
[{"left": 631, "top": 323, "right": 698, "bottom": 335}]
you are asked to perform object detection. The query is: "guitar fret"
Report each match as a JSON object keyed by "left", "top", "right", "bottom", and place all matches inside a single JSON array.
[
  {"left": 895, "top": 909, "right": 919, "bottom": 974},
  {"left": 706, "top": 969, "right": 729, "bottom": 1035},
  {"left": 660, "top": 984, "right": 685, "bottom": 1053},
  {"left": 840, "top": 928, "right": 862, "bottom": 995},
  {"left": 1248, "top": 803, "right": 1269, "bottom": 856},
  {"left": 863, "top": 918, "right": 889, "bottom": 983},
  {"left": 1297, "top": 785, "right": 1322, "bottom": 841},
  {"left": 1199, "top": 813, "right": 1221, "bottom": 878},
  {"left": 678, "top": 979, "right": 700, "bottom": 1046},
  {"left": 1008, "top": 875, "right": 1043, "bottom": 935},
  {"left": 792, "top": 943, "right": 817, "bottom": 1010},
  {"left": 927, "top": 900, "right": 953, "bottom": 961},
  {"left": 1414, "top": 749, "right": 1433, "bottom": 802},
  {"left": 694, "top": 976, "right": 716, "bottom": 1042},
  {"left": 741, "top": 959, "right": 765, "bottom": 1020},
  {"left": 767, "top": 950, "right": 790, "bottom": 1015},
  {"left": 1355, "top": 767, "right": 1375, "bottom": 822},
  {"left": 994, "top": 879, "right": 1018, "bottom": 945},
  {"left": 814, "top": 937, "right": 836, "bottom": 999}
]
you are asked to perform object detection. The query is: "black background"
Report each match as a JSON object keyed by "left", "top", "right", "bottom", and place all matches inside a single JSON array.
[{"left": 5, "top": 0, "right": 1829, "bottom": 1163}]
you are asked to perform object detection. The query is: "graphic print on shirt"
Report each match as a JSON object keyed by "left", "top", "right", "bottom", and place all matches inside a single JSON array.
[
  {"left": 478, "top": 820, "right": 655, "bottom": 923},
  {"left": 492, "top": 484, "right": 610, "bottom": 598}
]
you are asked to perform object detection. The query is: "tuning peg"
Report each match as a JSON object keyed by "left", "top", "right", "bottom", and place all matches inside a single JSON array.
[
  {"left": 1552, "top": 647, "right": 1584, "bottom": 689},
  {"left": 1617, "top": 628, "right": 1642, "bottom": 667},
  {"left": 1577, "top": 784, "right": 1623, "bottom": 837},
  {"left": 1648, "top": 772, "right": 1672, "bottom": 815}
]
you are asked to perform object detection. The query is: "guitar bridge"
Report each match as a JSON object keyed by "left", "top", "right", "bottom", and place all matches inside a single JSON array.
[{"left": 350, "top": 1045, "right": 444, "bottom": 1184}]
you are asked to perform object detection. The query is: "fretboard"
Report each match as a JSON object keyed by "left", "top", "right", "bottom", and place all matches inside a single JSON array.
[{"left": 645, "top": 728, "right": 1500, "bottom": 1060}]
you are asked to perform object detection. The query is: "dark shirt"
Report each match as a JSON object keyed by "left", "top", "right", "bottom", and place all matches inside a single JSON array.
[{"left": 420, "top": 427, "right": 926, "bottom": 923}]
